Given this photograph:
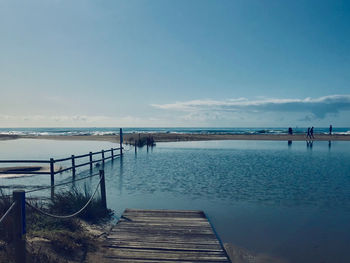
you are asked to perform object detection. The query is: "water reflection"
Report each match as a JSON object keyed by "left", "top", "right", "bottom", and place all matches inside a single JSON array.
[
  {"left": 306, "top": 140, "right": 313, "bottom": 149},
  {"left": 118, "top": 156, "right": 124, "bottom": 194},
  {"left": 2, "top": 140, "right": 350, "bottom": 263}
]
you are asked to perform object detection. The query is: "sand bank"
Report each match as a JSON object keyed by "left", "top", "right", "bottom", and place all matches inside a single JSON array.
[
  {"left": 0, "top": 133, "right": 349, "bottom": 143},
  {"left": 0, "top": 165, "right": 62, "bottom": 178}
]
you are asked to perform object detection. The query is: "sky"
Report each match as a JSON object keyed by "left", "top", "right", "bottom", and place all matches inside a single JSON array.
[{"left": 0, "top": 0, "right": 349, "bottom": 127}]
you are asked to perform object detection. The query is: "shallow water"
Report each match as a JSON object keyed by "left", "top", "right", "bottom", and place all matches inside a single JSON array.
[{"left": 1, "top": 139, "right": 350, "bottom": 262}]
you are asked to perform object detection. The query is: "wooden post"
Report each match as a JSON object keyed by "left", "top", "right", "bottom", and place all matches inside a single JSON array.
[
  {"left": 120, "top": 128, "right": 123, "bottom": 156},
  {"left": 99, "top": 170, "right": 107, "bottom": 210},
  {"left": 13, "top": 190, "right": 26, "bottom": 263},
  {"left": 71, "top": 155, "right": 75, "bottom": 178},
  {"left": 89, "top": 152, "right": 93, "bottom": 170},
  {"left": 135, "top": 140, "right": 137, "bottom": 153},
  {"left": 50, "top": 158, "right": 55, "bottom": 199},
  {"left": 111, "top": 148, "right": 114, "bottom": 160},
  {"left": 102, "top": 150, "right": 105, "bottom": 165}
]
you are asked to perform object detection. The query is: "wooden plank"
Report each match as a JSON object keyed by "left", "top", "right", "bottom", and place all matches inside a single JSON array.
[
  {"left": 114, "top": 224, "right": 213, "bottom": 230},
  {"left": 104, "top": 248, "right": 228, "bottom": 261},
  {"left": 103, "top": 241, "right": 223, "bottom": 252},
  {"left": 116, "top": 217, "right": 208, "bottom": 223},
  {"left": 103, "top": 258, "right": 226, "bottom": 263},
  {"left": 104, "top": 209, "right": 230, "bottom": 263},
  {"left": 111, "top": 227, "right": 214, "bottom": 235},
  {"left": 125, "top": 208, "right": 204, "bottom": 214},
  {"left": 123, "top": 210, "right": 205, "bottom": 218},
  {"left": 107, "top": 235, "right": 219, "bottom": 245}
]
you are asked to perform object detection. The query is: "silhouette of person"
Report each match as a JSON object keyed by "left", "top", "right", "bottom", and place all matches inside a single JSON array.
[
  {"left": 329, "top": 125, "right": 332, "bottom": 135},
  {"left": 310, "top": 126, "right": 314, "bottom": 139},
  {"left": 307, "top": 127, "right": 311, "bottom": 139},
  {"left": 288, "top": 127, "right": 293, "bottom": 135}
]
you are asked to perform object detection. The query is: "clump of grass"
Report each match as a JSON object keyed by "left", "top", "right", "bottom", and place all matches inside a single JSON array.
[
  {"left": 48, "top": 185, "right": 113, "bottom": 224},
  {"left": 0, "top": 189, "right": 13, "bottom": 243},
  {"left": 27, "top": 200, "right": 81, "bottom": 232},
  {"left": 1, "top": 185, "right": 113, "bottom": 262},
  {"left": 128, "top": 135, "right": 155, "bottom": 147}
]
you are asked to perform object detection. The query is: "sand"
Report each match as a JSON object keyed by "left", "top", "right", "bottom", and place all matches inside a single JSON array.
[
  {"left": 0, "top": 165, "right": 62, "bottom": 178},
  {"left": 0, "top": 133, "right": 349, "bottom": 143}
]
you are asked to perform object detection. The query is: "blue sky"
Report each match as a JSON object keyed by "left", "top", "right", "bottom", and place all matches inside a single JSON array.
[{"left": 0, "top": 0, "right": 349, "bottom": 127}]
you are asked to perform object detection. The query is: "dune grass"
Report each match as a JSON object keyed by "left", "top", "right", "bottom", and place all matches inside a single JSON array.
[{"left": 0, "top": 185, "right": 113, "bottom": 262}]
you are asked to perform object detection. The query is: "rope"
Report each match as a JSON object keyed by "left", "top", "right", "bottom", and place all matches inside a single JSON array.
[
  {"left": 0, "top": 201, "right": 16, "bottom": 224},
  {"left": 0, "top": 172, "right": 99, "bottom": 198},
  {"left": 25, "top": 175, "right": 103, "bottom": 219},
  {"left": 26, "top": 172, "right": 100, "bottom": 194}
]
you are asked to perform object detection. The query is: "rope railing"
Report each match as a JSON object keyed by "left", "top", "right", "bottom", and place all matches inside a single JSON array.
[
  {"left": 0, "top": 201, "right": 16, "bottom": 225},
  {"left": 0, "top": 131, "right": 124, "bottom": 263},
  {"left": 25, "top": 173, "right": 103, "bottom": 219},
  {"left": 25, "top": 172, "right": 100, "bottom": 194},
  {"left": 0, "top": 170, "right": 106, "bottom": 263}
]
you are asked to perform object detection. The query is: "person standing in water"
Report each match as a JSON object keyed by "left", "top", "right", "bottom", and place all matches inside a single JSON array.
[{"left": 329, "top": 125, "right": 333, "bottom": 135}]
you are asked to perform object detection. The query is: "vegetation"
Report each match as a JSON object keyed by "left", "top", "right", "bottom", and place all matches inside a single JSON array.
[
  {"left": 127, "top": 134, "right": 156, "bottom": 147},
  {"left": 0, "top": 186, "right": 113, "bottom": 263}
]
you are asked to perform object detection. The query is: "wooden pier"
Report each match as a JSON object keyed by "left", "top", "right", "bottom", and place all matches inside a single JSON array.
[{"left": 103, "top": 209, "right": 231, "bottom": 262}]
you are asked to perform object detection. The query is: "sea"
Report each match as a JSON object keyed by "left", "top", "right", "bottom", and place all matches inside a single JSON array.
[
  {"left": 0, "top": 126, "right": 349, "bottom": 136},
  {"left": 1, "top": 127, "right": 350, "bottom": 263}
]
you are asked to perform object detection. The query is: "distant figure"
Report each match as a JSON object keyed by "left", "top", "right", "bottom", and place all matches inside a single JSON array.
[
  {"left": 329, "top": 125, "right": 333, "bottom": 135},
  {"left": 307, "top": 127, "right": 311, "bottom": 139},
  {"left": 288, "top": 127, "right": 293, "bottom": 135},
  {"left": 310, "top": 126, "right": 314, "bottom": 139}
]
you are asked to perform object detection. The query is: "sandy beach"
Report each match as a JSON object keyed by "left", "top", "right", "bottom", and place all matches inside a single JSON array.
[{"left": 0, "top": 133, "right": 349, "bottom": 143}]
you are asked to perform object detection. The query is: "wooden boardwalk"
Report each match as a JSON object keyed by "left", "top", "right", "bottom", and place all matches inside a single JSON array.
[{"left": 103, "top": 209, "right": 231, "bottom": 262}]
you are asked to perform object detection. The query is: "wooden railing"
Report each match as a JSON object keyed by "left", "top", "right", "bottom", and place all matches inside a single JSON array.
[
  {"left": 0, "top": 129, "right": 125, "bottom": 263},
  {"left": 0, "top": 129, "right": 124, "bottom": 195}
]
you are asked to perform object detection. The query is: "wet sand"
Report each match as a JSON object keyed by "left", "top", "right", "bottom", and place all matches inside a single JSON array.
[
  {"left": 0, "top": 133, "right": 349, "bottom": 143},
  {"left": 0, "top": 165, "right": 63, "bottom": 178}
]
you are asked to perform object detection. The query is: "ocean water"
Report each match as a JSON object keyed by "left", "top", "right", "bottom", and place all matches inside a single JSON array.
[
  {"left": 1, "top": 139, "right": 350, "bottom": 262},
  {"left": 0, "top": 126, "right": 350, "bottom": 135}
]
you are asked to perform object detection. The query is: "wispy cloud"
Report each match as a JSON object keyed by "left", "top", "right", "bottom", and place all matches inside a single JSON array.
[
  {"left": 0, "top": 114, "right": 161, "bottom": 127},
  {"left": 151, "top": 95, "right": 350, "bottom": 119}
]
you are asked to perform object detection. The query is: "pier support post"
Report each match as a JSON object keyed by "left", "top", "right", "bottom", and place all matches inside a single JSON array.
[
  {"left": 13, "top": 190, "right": 26, "bottom": 263},
  {"left": 102, "top": 150, "right": 105, "bottom": 166},
  {"left": 120, "top": 128, "right": 123, "bottom": 156},
  {"left": 111, "top": 148, "right": 114, "bottom": 161},
  {"left": 99, "top": 170, "right": 107, "bottom": 211},
  {"left": 50, "top": 158, "right": 55, "bottom": 198},
  {"left": 71, "top": 155, "right": 76, "bottom": 178},
  {"left": 89, "top": 152, "right": 93, "bottom": 171}
]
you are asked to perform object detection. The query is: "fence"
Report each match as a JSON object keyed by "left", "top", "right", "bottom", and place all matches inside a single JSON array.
[
  {"left": 0, "top": 129, "right": 123, "bottom": 262},
  {"left": 0, "top": 169, "right": 107, "bottom": 263},
  {"left": 0, "top": 128, "right": 123, "bottom": 197}
]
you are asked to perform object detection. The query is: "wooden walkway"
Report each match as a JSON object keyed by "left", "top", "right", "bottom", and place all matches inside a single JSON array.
[{"left": 103, "top": 209, "right": 231, "bottom": 262}]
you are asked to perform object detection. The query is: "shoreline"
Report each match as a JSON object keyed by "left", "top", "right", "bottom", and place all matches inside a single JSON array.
[
  {"left": 0, "top": 133, "right": 349, "bottom": 143},
  {"left": 1, "top": 133, "right": 350, "bottom": 143}
]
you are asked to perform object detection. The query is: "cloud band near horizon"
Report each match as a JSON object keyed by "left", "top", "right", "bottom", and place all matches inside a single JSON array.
[{"left": 151, "top": 95, "right": 350, "bottom": 119}]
